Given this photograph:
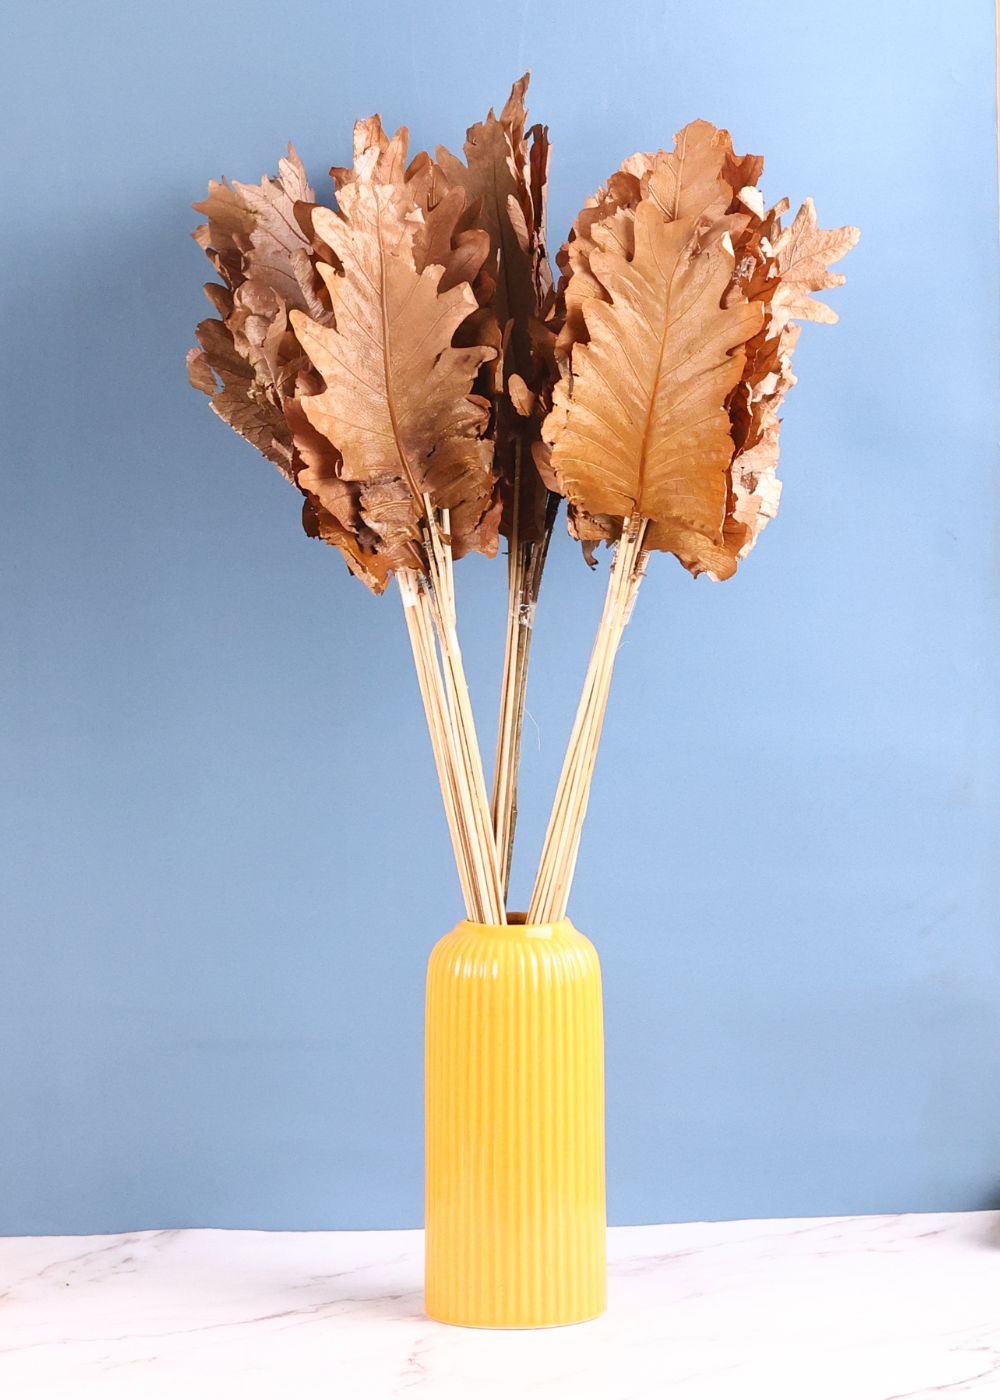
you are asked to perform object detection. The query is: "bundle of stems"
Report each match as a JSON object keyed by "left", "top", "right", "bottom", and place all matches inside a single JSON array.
[
  {"left": 398, "top": 505, "right": 505, "bottom": 925},
  {"left": 527, "top": 521, "right": 648, "bottom": 924}
]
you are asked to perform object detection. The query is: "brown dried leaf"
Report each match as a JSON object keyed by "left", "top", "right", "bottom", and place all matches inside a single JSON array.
[
  {"left": 507, "top": 373, "right": 536, "bottom": 417},
  {"left": 192, "top": 148, "right": 324, "bottom": 318},
  {"left": 436, "top": 75, "right": 557, "bottom": 543},
  {"left": 302, "top": 496, "right": 392, "bottom": 592},
  {"left": 436, "top": 75, "right": 540, "bottom": 360},
  {"left": 771, "top": 197, "right": 860, "bottom": 326},
  {"left": 331, "top": 115, "right": 408, "bottom": 189},
  {"left": 187, "top": 317, "right": 297, "bottom": 480},
  {"left": 555, "top": 119, "right": 739, "bottom": 364},
  {"left": 191, "top": 153, "right": 395, "bottom": 591},
  {"left": 288, "top": 184, "right": 498, "bottom": 572},
  {"left": 287, "top": 118, "right": 499, "bottom": 566},
  {"left": 716, "top": 186, "right": 857, "bottom": 570},
  {"left": 543, "top": 196, "right": 763, "bottom": 578},
  {"left": 191, "top": 180, "right": 255, "bottom": 289},
  {"left": 231, "top": 146, "right": 327, "bottom": 318},
  {"left": 643, "top": 119, "right": 732, "bottom": 223},
  {"left": 549, "top": 123, "right": 857, "bottom": 577}
]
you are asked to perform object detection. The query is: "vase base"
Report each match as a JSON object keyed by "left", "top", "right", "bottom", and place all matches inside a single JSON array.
[{"left": 424, "top": 1305, "right": 606, "bottom": 1329}]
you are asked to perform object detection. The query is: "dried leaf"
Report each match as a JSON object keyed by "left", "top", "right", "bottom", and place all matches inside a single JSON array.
[
  {"left": 302, "top": 496, "right": 392, "bottom": 592},
  {"left": 193, "top": 147, "right": 324, "bottom": 317},
  {"left": 437, "top": 75, "right": 539, "bottom": 360},
  {"left": 191, "top": 180, "right": 256, "bottom": 289},
  {"left": 507, "top": 373, "right": 536, "bottom": 417},
  {"left": 544, "top": 195, "right": 763, "bottom": 578},
  {"left": 230, "top": 148, "right": 327, "bottom": 317},
  {"left": 287, "top": 117, "right": 500, "bottom": 567},
  {"left": 771, "top": 196, "right": 860, "bottom": 326},
  {"left": 187, "top": 316, "right": 297, "bottom": 480},
  {"left": 642, "top": 119, "right": 732, "bottom": 223},
  {"left": 437, "top": 75, "right": 557, "bottom": 543},
  {"left": 288, "top": 183, "right": 498, "bottom": 571},
  {"left": 717, "top": 187, "right": 856, "bottom": 569},
  {"left": 190, "top": 150, "right": 395, "bottom": 591},
  {"left": 554, "top": 120, "right": 738, "bottom": 365},
  {"left": 548, "top": 122, "right": 857, "bottom": 577},
  {"left": 328, "top": 115, "right": 490, "bottom": 296}
]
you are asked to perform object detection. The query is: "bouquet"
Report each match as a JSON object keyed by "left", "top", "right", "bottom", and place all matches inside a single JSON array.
[{"left": 188, "top": 75, "right": 858, "bottom": 926}]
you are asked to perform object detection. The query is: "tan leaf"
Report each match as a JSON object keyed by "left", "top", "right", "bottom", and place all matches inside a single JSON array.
[
  {"left": 288, "top": 184, "right": 497, "bottom": 570},
  {"left": 328, "top": 116, "right": 493, "bottom": 306},
  {"left": 232, "top": 145, "right": 327, "bottom": 318},
  {"left": 642, "top": 119, "right": 732, "bottom": 223},
  {"left": 189, "top": 150, "right": 411, "bottom": 593},
  {"left": 283, "top": 394, "right": 360, "bottom": 532},
  {"left": 187, "top": 317, "right": 297, "bottom": 480},
  {"left": 771, "top": 197, "right": 860, "bottom": 325},
  {"left": 507, "top": 373, "right": 536, "bottom": 417},
  {"left": 553, "top": 120, "right": 739, "bottom": 370},
  {"left": 736, "top": 185, "right": 765, "bottom": 219},
  {"left": 287, "top": 116, "right": 500, "bottom": 572},
  {"left": 720, "top": 406, "right": 783, "bottom": 572},
  {"left": 544, "top": 199, "right": 763, "bottom": 577},
  {"left": 192, "top": 149, "right": 325, "bottom": 320},
  {"left": 186, "top": 344, "right": 218, "bottom": 395},
  {"left": 191, "top": 179, "right": 255, "bottom": 288},
  {"left": 546, "top": 123, "right": 807, "bottom": 576},
  {"left": 301, "top": 496, "right": 392, "bottom": 593},
  {"left": 331, "top": 115, "right": 408, "bottom": 189}
]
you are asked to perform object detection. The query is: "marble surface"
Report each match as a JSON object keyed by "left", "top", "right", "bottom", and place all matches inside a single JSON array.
[{"left": 1, "top": 1212, "right": 999, "bottom": 1398}]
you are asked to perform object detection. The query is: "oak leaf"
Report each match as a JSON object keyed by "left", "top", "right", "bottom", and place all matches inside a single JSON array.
[
  {"left": 193, "top": 146, "right": 324, "bottom": 315},
  {"left": 288, "top": 183, "right": 498, "bottom": 572},
  {"left": 437, "top": 74, "right": 556, "bottom": 544},
  {"left": 186, "top": 314, "right": 298, "bottom": 480},
  {"left": 771, "top": 196, "right": 860, "bottom": 326},
  {"left": 189, "top": 146, "right": 326, "bottom": 466},
  {"left": 549, "top": 122, "right": 857, "bottom": 577},
  {"left": 436, "top": 75, "right": 548, "bottom": 367},
  {"left": 544, "top": 199, "right": 763, "bottom": 579},
  {"left": 302, "top": 495, "right": 392, "bottom": 593},
  {"left": 190, "top": 149, "right": 392, "bottom": 590}
]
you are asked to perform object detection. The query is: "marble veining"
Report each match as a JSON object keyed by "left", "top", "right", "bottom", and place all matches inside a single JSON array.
[{"left": 1, "top": 1212, "right": 998, "bottom": 1397}]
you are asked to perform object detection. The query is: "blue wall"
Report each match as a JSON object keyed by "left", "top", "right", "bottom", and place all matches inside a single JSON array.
[{"left": 2, "top": 0, "right": 998, "bottom": 1233}]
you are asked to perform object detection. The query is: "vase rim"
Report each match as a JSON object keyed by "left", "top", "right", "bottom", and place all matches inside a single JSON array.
[{"left": 454, "top": 913, "right": 575, "bottom": 938}]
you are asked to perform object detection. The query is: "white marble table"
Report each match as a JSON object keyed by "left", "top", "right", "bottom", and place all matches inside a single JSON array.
[{"left": 1, "top": 1212, "right": 998, "bottom": 1398}]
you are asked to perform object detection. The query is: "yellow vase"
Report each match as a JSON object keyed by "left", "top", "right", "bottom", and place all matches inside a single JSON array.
[{"left": 424, "top": 914, "right": 606, "bottom": 1328}]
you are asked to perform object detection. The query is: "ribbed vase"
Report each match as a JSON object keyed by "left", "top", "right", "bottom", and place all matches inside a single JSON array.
[{"left": 424, "top": 915, "right": 606, "bottom": 1328}]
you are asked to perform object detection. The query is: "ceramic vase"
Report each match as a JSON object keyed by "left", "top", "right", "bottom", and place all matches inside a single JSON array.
[{"left": 424, "top": 913, "right": 606, "bottom": 1328}]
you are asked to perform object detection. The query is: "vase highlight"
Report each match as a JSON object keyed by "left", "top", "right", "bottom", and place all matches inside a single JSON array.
[{"left": 424, "top": 915, "right": 606, "bottom": 1328}]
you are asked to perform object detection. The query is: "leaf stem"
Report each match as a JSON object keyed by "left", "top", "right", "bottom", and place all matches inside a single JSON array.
[
  {"left": 527, "top": 519, "right": 649, "bottom": 925},
  {"left": 421, "top": 498, "right": 507, "bottom": 926},
  {"left": 491, "top": 473, "right": 558, "bottom": 898}
]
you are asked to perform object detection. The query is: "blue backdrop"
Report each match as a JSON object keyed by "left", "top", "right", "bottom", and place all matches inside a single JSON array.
[{"left": 1, "top": 0, "right": 998, "bottom": 1234}]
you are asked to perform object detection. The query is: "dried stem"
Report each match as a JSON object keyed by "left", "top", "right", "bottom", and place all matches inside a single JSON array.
[
  {"left": 491, "top": 466, "right": 559, "bottom": 897},
  {"left": 398, "top": 569, "right": 477, "bottom": 920},
  {"left": 527, "top": 519, "right": 649, "bottom": 925},
  {"left": 421, "top": 499, "right": 506, "bottom": 926}
]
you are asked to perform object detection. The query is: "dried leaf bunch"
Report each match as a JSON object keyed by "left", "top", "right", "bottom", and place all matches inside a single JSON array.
[
  {"left": 188, "top": 79, "right": 858, "bottom": 926},
  {"left": 526, "top": 119, "right": 859, "bottom": 921}
]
